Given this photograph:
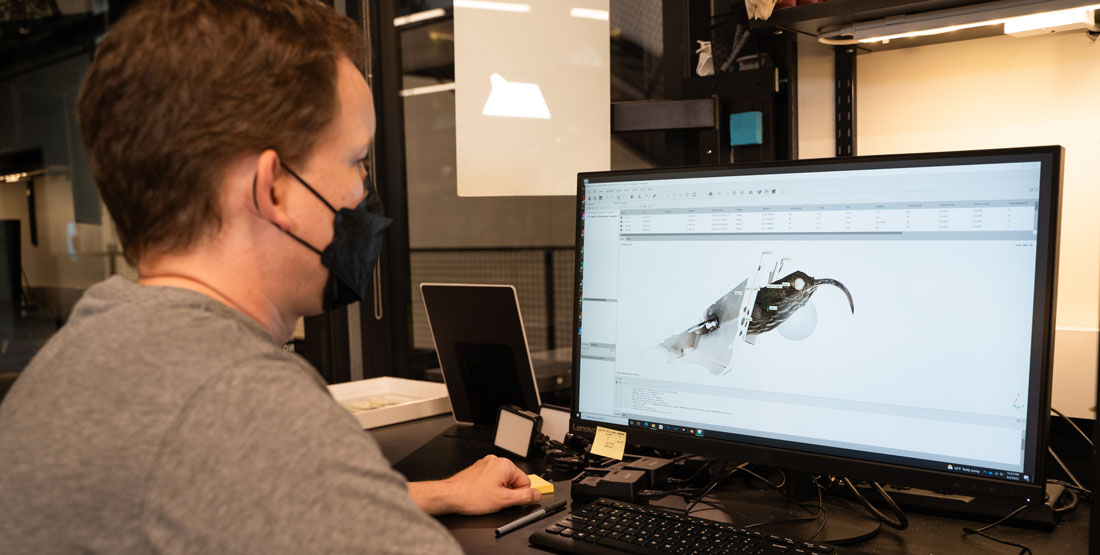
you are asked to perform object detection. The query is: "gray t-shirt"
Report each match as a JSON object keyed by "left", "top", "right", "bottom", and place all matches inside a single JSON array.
[{"left": 0, "top": 276, "right": 462, "bottom": 554}]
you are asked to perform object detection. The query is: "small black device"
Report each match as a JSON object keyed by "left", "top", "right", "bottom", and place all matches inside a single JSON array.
[
  {"left": 571, "top": 468, "right": 648, "bottom": 504},
  {"left": 568, "top": 455, "right": 675, "bottom": 504},
  {"left": 620, "top": 455, "right": 676, "bottom": 487},
  {"left": 420, "top": 283, "right": 541, "bottom": 429},
  {"left": 493, "top": 404, "right": 542, "bottom": 459},
  {"left": 529, "top": 498, "right": 873, "bottom": 554}
]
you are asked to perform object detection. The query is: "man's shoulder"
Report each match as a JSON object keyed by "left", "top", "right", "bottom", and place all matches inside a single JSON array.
[{"left": 0, "top": 276, "right": 317, "bottom": 454}]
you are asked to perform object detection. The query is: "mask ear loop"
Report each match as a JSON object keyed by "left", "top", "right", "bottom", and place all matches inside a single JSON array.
[
  {"left": 252, "top": 174, "right": 324, "bottom": 256},
  {"left": 280, "top": 162, "right": 338, "bottom": 214}
]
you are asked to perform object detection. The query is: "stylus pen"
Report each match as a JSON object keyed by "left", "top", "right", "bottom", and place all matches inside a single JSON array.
[{"left": 495, "top": 500, "right": 568, "bottom": 538}]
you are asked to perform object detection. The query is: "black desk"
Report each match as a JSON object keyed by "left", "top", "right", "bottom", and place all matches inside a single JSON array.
[{"left": 371, "top": 414, "right": 1090, "bottom": 554}]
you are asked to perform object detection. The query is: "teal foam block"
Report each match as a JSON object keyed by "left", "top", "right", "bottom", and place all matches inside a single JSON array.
[{"left": 729, "top": 111, "right": 763, "bottom": 146}]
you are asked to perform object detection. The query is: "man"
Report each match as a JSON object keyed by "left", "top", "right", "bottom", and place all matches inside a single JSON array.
[{"left": 0, "top": 1, "right": 540, "bottom": 552}]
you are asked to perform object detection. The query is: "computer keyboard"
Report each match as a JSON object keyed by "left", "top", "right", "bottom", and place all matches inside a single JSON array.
[{"left": 529, "top": 498, "right": 869, "bottom": 555}]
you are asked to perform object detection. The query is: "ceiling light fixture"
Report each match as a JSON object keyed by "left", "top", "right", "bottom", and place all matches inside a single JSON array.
[
  {"left": 452, "top": 0, "right": 531, "bottom": 14},
  {"left": 822, "top": 0, "right": 1100, "bottom": 44}
]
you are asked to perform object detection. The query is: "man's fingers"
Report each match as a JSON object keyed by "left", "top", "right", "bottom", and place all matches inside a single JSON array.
[
  {"left": 497, "top": 457, "right": 531, "bottom": 488},
  {"left": 508, "top": 486, "right": 541, "bottom": 506},
  {"left": 511, "top": 470, "right": 532, "bottom": 488}
]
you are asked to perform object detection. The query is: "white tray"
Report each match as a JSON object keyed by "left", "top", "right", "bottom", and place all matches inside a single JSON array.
[{"left": 328, "top": 377, "right": 451, "bottom": 430}]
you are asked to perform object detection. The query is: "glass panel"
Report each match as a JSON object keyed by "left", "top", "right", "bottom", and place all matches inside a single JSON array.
[
  {"left": 452, "top": 0, "right": 610, "bottom": 196},
  {"left": 397, "top": 1, "right": 665, "bottom": 405},
  {"left": 1, "top": 4, "right": 126, "bottom": 378}
]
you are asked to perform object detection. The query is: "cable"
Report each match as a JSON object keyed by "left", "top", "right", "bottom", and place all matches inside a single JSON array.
[
  {"left": 684, "top": 462, "right": 747, "bottom": 515},
  {"left": 664, "top": 457, "right": 724, "bottom": 485},
  {"left": 841, "top": 479, "right": 908, "bottom": 530},
  {"left": 962, "top": 503, "right": 1033, "bottom": 555},
  {"left": 744, "top": 477, "right": 829, "bottom": 540},
  {"left": 1051, "top": 407, "right": 1093, "bottom": 448},
  {"left": 1052, "top": 487, "right": 1079, "bottom": 516},
  {"left": 685, "top": 498, "right": 726, "bottom": 516},
  {"left": 1048, "top": 479, "right": 1092, "bottom": 500},
  {"left": 1047, "top": 446, "right": 1083, "bottom": 489},
  {"left": 738, "top": 466, "right": 785, "bottom": 491},
  {"left": 20, "top": 269, "right": 32, "bottom": 310}
]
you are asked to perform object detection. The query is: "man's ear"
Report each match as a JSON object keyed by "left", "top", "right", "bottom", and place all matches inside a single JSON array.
[{"left": 253, "top": 149, "right": 292, "bottom": 232}]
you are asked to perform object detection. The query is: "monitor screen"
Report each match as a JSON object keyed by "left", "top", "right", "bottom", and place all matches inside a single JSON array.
[{"left": 570, "top": 147, "right": 1061, "bottom": 500}]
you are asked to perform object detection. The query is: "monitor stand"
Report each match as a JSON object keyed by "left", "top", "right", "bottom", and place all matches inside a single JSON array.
[
  {"left": 766, "top": 471, "right": 883, "bottom": 545},
  {"left": 442, "top": 422, "right": 495, "bottom": 442}
]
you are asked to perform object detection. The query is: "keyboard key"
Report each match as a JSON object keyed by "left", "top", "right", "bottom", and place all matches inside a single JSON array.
[{"left": 599, "top": 536, "right": 667, "bottom": 555}]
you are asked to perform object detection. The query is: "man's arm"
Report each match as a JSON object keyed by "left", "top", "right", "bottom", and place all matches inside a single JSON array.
[
  {"left": 408, "top": 454, "right": 542, "bottom": 515},
  {"left": 144, "top": 358, "right": 463, "bottom": 554}
]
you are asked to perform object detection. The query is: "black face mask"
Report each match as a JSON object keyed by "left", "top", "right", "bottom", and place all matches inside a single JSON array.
[{"left": 255, "top": 162, "right": 393, "bottom": 311}]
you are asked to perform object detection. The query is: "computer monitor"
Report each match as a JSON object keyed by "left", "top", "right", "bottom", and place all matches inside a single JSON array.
[{"left": 570, "top": 146, "right": 1061, "bottom": 503}]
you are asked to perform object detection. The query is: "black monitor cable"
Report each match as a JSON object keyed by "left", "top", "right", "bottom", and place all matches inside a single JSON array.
[
  {"left": 681, "top": 464, "right": 787, "bottom": 516},
  {"left": 1048, "top": 479, "right": 1092, "bottom": 503},
  {"left": 962, "top": 503, "right": 1033, "bottom": 555},
  {"left": 1052, "top": 487, "right": 1079, "bottom": 516},
  {"left": 744, "top": 475, "right": 829, "bottom": 541},
  {"left": 841, "top": 478, "right": 908, "bottom": 530},
  {"left": 1047, "top": 446, "right": 1084, "bottom": 490},
  {"left": 1047, "top": 406, "right": 1091, "bottom": 505},
  {"left": 20, "top": 269, "right": 32, "bottom": 311},
  {"left": 1051, "top": 407, "right": 1093, "bottom": 447},
  {"left": 683, "top": 461, "right": 750, "bottom": 515},
  {"left": 662, "top": 456, "right": 725, "bottom": 486}
]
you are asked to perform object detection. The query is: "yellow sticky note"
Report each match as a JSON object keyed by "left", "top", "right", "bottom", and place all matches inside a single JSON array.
[
  {"left": 591, "top": 426, "right": 626, "bottom": 460},
  {"left": 527, "top": 474, "right": 555, "bottom": 495}
]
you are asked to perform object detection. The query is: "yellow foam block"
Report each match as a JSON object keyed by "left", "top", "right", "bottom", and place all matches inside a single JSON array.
[{"left": 527, "top": 474, "right": 555, "bottom": 495}]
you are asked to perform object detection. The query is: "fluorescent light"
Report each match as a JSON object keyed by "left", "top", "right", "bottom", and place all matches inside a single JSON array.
[
  {"left": 846, "top": 0, "right": 1100, "bottom": 44},
  {"left": 453, "top": 0, "right": 531, "bottom": 13},
  {"left": 393, "top": 8, "right": 447, "bottom": 27},
  {"left": 399, "top": 82, "right": 456, "bottom": 97},
  {"left": 0, "top": 170, "right": 44, "bottom": 183},
  {"left": 1004, "top": 5, "right": 1098, "bottom": 35},
  {"left": 570, "top": 7, "right": 608, "bottom": 21},
  {"left": 858, "top": 19, "right": 1005, "bottom": 43}
]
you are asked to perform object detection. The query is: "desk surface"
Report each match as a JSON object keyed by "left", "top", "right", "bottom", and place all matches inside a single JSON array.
[{"left": 370, "top": 414, "right": 1090, "bottom": 554}]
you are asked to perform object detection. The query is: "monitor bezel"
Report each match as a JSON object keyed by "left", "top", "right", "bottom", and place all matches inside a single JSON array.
[{"left": 569, "top": 146, "right": 1062, "bottom": 502}]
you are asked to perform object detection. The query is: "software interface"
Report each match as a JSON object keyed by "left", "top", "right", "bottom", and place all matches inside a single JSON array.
[{"left": 575, "top": 160, "right": 1043, "bottom": 483}]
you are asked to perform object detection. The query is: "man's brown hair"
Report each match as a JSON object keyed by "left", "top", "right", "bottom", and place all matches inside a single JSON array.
[{"left": 78, "top": 0, "right": 366, "bottom": 265}]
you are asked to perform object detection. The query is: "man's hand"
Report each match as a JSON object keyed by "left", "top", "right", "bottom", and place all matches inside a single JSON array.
[{"left": 407, "top": 455, "right": 542, "bottom": 516}]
